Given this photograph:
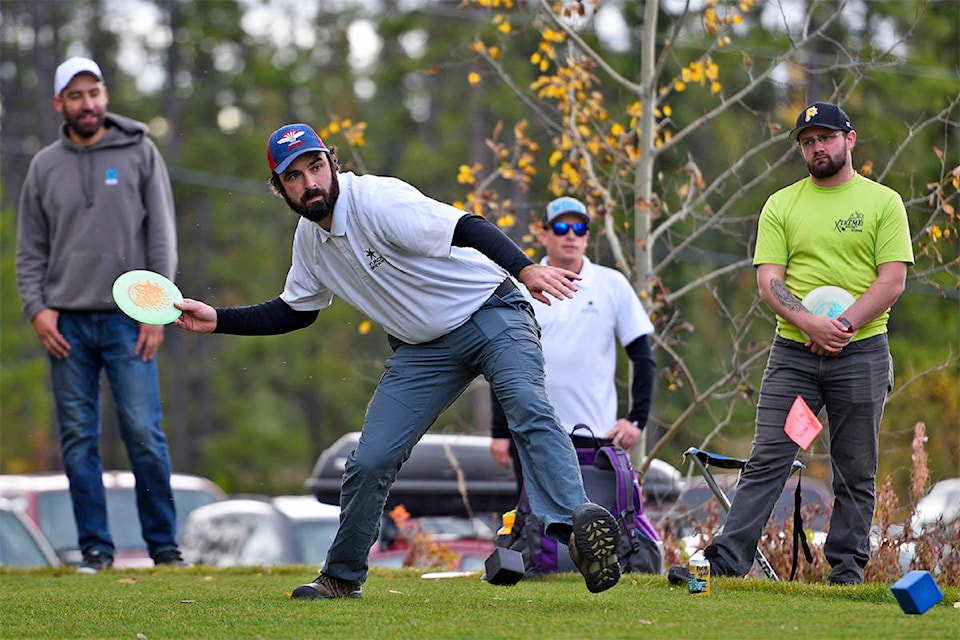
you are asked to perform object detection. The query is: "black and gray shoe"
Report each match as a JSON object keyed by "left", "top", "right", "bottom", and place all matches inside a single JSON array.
[
  {"left": 291, "top": 574, "right": 363, "bottom": 600},
  {"left": 77, "top": 550, "right": 113, "bottom": 574},
  {"left": 569, "top": 503, "right": 621, "bottom": 593},
  {"left": 667, "top": 564, "right": 692, "bottom": 586},
  {"left": 153, "top": 549, "right": 192, "bottom": 567}
]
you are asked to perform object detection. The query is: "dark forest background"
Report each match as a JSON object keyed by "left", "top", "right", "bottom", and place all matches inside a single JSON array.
[{"left": 1, "top": 0, "right": 957, "bottom": 509}]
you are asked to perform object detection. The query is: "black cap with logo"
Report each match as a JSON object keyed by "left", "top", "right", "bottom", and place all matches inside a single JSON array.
[{"left": 789, "top": 102, "right": 853, "bottom": 140}]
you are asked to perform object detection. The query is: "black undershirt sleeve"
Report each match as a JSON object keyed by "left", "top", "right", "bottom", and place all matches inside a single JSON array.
[
  {"left": 489, "top": 387, "right": 511, "bottom": 439},
  {"left": 624, "top": 334, "right": 657, "bottom": 429},
  {"left": 213, "top": 296, "right": 319, "bottom": 335},
  {"left": 452, "top": 214, "right": 534, "bottom": 279}
]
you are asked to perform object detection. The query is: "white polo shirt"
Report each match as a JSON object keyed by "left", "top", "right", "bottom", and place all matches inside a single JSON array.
[
  {"left": 280, "top": 172, "right": 507, "bottom": 344},
  {"left": 529, "top": 256, "right": 654, "bottom": 434}
]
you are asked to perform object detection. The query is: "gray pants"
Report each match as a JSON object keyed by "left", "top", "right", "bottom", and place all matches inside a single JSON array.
[
  {"left": 323, "top": 286, "right": 589, "bottom": 585},
  {"left": 705, "top": 334, "right": 893, "bottom": 584}
]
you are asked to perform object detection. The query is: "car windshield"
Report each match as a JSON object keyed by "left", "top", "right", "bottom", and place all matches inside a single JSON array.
[
  {"left": 36, "top": 488, "right": 220, "bottom": 553},
  {"left": 0, "top": 510, "right": 50, "bottom": 567},
  {"left": 290, "top": 520, "right": 340, "bottom": 566}
]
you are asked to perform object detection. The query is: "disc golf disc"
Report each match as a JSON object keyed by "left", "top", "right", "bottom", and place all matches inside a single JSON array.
[
  {"left": 112, "top": 270, "right": 183, "bottom": 325},
  {"left": 802, "top": 285, "right": 855, "bottom": 318},
  {"left": 801, "top": 285, "right": 857, "bottom": 338}
]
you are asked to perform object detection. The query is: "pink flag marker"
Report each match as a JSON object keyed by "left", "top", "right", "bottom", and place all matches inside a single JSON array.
[{"left": 784, "top": 395, "right": 822, "bottom": 449}]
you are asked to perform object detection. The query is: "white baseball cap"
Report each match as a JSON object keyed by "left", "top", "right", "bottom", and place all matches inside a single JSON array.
[
  {"left": 54, "top": 57, "right": 103, "bottom": 96},
  {"left": 545, "top": 196, "right": 589, "bottom": 225}
]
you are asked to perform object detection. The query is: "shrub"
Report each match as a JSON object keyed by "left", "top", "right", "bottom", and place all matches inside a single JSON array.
[{"left": 659, "top": 422, "right": 958, "bottom": 584}]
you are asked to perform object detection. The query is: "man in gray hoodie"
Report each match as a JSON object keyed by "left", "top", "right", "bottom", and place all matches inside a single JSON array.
[{"left": 16, "top": 57, "right": 184, "bottom": 572}]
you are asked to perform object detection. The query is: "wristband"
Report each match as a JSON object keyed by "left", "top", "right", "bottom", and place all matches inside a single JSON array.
[{"left": 839, "top": 317, "right": 854, "bottom": 333}]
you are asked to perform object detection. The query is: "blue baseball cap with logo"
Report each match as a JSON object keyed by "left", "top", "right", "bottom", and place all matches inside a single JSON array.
[
  {"left": 545, "top": 196, "right": 589, "bottom": 225},
  {"left": 267, "top": 123, "right": 329, "bottom": 174},
  {"left": 789, "top": 102, "right": 853, "bottom": 140}
]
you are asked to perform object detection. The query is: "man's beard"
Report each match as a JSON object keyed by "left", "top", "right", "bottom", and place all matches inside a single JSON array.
[
  {"left": 64, "top": 110, "right": 105, "bottom": 139},
  {"left": 286, "top": 173, "right": 340, "bottom": 223},
  {"left": 807, "top": 151, "right": 847, "bottom": 180}
]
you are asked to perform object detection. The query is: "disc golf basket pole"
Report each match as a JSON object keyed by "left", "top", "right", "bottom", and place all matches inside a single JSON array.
[{"left": 682, "top": 447, "right": 807, "bottom": 581}]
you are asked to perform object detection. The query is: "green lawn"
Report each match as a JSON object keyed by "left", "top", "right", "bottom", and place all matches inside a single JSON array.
[{"left": 1, "top": 566, "right": 956, "bottom": 639}]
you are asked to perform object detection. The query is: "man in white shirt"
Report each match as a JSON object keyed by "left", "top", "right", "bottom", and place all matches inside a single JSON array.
[
  {"left": 490, "top": 196, "right": 656, "bottom": 490},
  {"left": 174, "top": 124, "right": 624, "bottom": 599}
]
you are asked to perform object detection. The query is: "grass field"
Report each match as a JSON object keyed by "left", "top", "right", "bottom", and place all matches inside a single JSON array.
[{"left": 1, "top": 566, "right": 957, "bottom": 639}]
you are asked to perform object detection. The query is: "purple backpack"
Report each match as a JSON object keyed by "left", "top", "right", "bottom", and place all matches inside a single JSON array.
[{"left": 498, "top": 441, "right": 663, "bottom": 576}]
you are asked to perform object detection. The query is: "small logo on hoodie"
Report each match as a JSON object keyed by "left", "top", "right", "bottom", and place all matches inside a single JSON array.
[{"left": 104, "top": 168, "right": 119, "bottom": 186}]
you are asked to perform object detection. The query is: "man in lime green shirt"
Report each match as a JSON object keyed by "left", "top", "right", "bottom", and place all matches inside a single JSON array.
[{"left": 700, "top": 102, "right": 914, "bottom": 584}]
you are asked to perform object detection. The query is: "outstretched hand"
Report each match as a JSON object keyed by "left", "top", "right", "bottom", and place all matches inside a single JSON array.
[
  {"left": 517, "top": 264, "right": 581, "bottom": 305},
  {"left": 173, "top": 299, "right": 218, "bottom": 334}
]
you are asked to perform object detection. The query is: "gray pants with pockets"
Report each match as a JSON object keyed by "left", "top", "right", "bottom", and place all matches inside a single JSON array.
[
  {"left": 705, "top": 334, "right": 893, "bottom": 584},
  {"left": 324, "top": 285, "right": 589, "bottom": 585}
]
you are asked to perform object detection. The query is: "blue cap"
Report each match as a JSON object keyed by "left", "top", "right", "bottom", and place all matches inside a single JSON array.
[
  {"left": 267, "top": 123, "right": 329, "bottom": 174},
  {"left": 545, "top": 196, "right": 589, "bottom": 224}
]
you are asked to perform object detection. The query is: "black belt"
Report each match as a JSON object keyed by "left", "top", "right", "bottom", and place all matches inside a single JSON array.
[{"left": 493, "top": 278, "right": 518, "bottom": 298}]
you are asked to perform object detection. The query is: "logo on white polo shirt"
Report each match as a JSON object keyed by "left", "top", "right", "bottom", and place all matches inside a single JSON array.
[{"left": 365, "top": 248, "right": 386, "bottom": 270}]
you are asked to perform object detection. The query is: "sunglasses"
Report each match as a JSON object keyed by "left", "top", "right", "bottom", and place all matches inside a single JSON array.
[{"left": 547, "top": 221, "right": 588, "bottom": 236}]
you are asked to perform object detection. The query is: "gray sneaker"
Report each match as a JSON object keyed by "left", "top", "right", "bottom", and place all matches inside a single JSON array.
[
  {"left": 77, "top": 550, "right": 113, "bottom": 574},
  {"left": 290, "top": 574, "right": 363, "bottom": 600},
  {"left": 569, "top": 503, "right": 621, "bottom": 593}
]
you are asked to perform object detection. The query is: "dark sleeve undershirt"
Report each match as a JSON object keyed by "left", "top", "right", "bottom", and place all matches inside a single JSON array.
[
  {"left": 489, "top": 387, "right": 511, "bottom": 439},
  {"left": 624, "top": 334, "right": 657, "bottom": 429},
  {"left": 213, "top": 296, "right": 319, "bottom": 335},
  {"left": 493, "top": 335, "right": 656, "bottom": 433},
  {"left": 452, "top": 214, "right": 534, "bottom": 279}
]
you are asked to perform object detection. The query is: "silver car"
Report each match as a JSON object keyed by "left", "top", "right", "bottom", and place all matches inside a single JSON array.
[
  {"left": 0, "top": 471, "right": 226, "bottom": 567},
  {"left": 0, "top": 497, "right": 61, "bottom": 567},
  {"left": 180, "top": 495, "right": 341, "bottom": 567}
]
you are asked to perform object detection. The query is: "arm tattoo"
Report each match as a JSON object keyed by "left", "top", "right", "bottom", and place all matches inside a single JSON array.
[{"left": 770, "top": 278, "right": 806, "bottom": 313}]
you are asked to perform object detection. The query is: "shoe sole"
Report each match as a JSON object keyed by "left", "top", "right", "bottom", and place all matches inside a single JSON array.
[
  {"left": 290, "top": 582, "right": 362, "bottom": 600},
  {"left": 571, "top": 504, "right": 621, "bottom": 593}
]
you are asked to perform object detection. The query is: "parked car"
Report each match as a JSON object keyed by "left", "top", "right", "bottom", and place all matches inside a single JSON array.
[
  {"left": 368, "top": 538, "right": 495, "bottom": 571},
  {"left": 886, "top": 477, "right": 960, "bottom": 574},
  {"left": 180, "top": 495, "right": 341, "bottom": 567},
  {"left": 306, "top": 432, "right": 683, "bottom": 518},
  {"left": 370, "top": 514, "right": 496, "bottom": 571},
  {"left": 0, "top": 497, "right": 61, "bottom": 568},
  {"left": 0, "top": 471, "right": 226, "bottom": 567},
  {"left": 181, "top": 496, "right": 494, "bottom": 571},
  {"left": 909, "top": 477, "right": 960, "bottom": 535}
]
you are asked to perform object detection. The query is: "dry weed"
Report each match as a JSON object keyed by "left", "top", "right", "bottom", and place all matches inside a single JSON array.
[{"left": 658, "top": 422, "right": 958, "bottom": 584}]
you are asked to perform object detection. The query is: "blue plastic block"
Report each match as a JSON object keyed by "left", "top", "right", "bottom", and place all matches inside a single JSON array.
[{"left": 891, "top": 570, "right": 943, "bottom": 615}]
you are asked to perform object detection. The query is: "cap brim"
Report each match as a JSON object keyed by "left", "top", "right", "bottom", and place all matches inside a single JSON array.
[
  {"left": 548, "top": 211, "right": 590, "bottom": 224},
  {"left": 789, "top": 123, "right": 847, "bottom": 141},
  {"left": 272, "top": 146, "right": 328, "bottom": 174}
]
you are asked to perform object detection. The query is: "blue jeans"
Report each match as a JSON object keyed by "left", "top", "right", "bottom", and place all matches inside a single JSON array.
[
  {"left": 323, "top": 286, "right": 589, "bottom": 585},
  {"left": 705, "top": 335, "right": 893, "bottom": 584},
  {"left": 50, "top": 311, "right": 177, "bottom": 558}
]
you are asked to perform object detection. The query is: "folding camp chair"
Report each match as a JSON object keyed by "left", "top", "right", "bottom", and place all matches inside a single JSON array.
[{"left": 682, "top": 446, "right": 811, "bottom": 581}]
